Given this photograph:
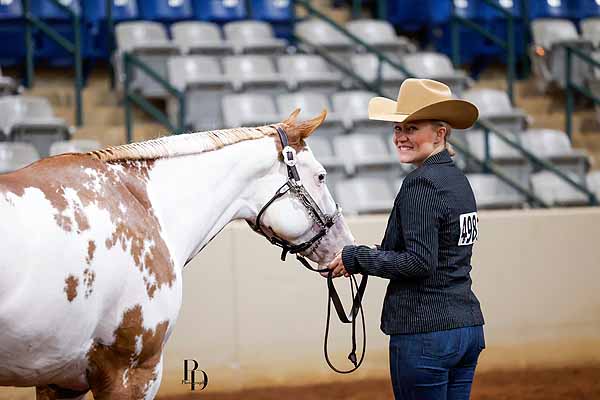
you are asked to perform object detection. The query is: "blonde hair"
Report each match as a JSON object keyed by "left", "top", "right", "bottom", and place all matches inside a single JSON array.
[{"left": 431, "top": 121, "right": 455, "bottom": 156}]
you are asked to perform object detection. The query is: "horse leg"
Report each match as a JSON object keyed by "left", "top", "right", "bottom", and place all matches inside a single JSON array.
[
  {"left": 35, "top": 385, "right": 88, "bottom": 400},
  {"left": 87, "top": 355, "right": 164, "bottom": 400}
]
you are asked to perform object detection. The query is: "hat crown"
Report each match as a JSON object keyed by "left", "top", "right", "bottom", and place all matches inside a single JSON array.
[{"left": 395, "top": 79, "right": 453, "bottom": 115}]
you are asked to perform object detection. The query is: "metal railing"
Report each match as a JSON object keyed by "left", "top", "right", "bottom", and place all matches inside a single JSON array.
[
  {"left": 451, "top": 0, "right": 516, "bottom": 103},
  {"left": 123, "top": 52, "right": 186, "bottom": 143},
  {"left": 23, "top": 0, "right": 83, "bottom": 126},
  {"left": 565, "top": 45, "right": 600, "bottom": 139}
]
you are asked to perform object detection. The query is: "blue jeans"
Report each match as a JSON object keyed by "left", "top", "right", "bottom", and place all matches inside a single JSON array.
[{"left": 389, "top": 325, "right": 485, "bottom": 400}]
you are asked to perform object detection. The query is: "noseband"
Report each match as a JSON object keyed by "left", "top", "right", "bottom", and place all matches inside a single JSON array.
[{"left": 250, "top": 125, "right": 368, "bottom": 374}]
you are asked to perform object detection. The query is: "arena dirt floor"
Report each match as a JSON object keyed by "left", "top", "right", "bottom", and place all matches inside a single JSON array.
[{"left": 159, "top": 365, "right": 600, "bottom": 400}]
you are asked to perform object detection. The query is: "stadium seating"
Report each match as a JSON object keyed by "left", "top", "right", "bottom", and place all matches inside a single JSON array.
[
  {"left": 335, "top": 177, "right": 395, "bottom": 214},
  {"left": 351, "top": 53, "right": 406, "bottom": 98},
  {"left": 294, "top": 19, "right": 354, "bottom": 65},
  {"left": 402, "top": 52, "right": 471, "bottom": 96},
  {"left": 345, "top": 19, "right": 415, "bottom": 56},
  {"left": 171, "top": 21, "right": 233, "bottom": 56},
  {"left": 250, "top": 0, "right": 294, "bottom": 39},
  {"left": 114, "top": 21, "right": 180, "bottom": 97},
  {"left": 138, "top": 0, "right": 194, "bottom": 23},
  {"left": 221, "top": 93, "right": 280, "bottom": 127},
  {"left": 277, "top": 54, "right": 342, "bottom": 94},
  {"left": 193, "top": 0, "right": 247, "bottom": 23},
  {"left": 461, "top": 88, "right": 529, "bottom": 133},
  {"left": 276, "top": 92, "right": 345, "bottom": 137},
  {"left": 167, "top": 55, "right": 232, "bottom": 130},
  {"left": 0, "top": 0, "right": 25, "bottom": 66},
  {"left": 0, "top": 96, "right": 70, "bottom": 157},
  {"left": 521, "top": 129, "right": 590, "bottom": 181},
  {"left": 332, "top": 133, "right": 399, "bottom": 177},
  {"left": 478, "top": 0, "right": 526, "bottom": 58},
  {"left": 586, "top": 170, "right": 600, "bottom": 198},
  {"left": 223, "top": 20, "right": 287, "bottom": 55},
  {"left": 331, "top": 90, "right": 389, "bottom": 133},
  {"left": 530, "top": 18, "right": 593, "bottom": 92},
  {"left": 464, "top": 129, "right": 531, "bottom": 188},
  {"left": 223, "top": 55, "right": 286, "bottom": 95},
  {"left": 49, "top": 139, "right": 101, "bottom": 156},
  {"left": 305, "top": 136, "right": 345, "bottom": 185},
  {"left": 530, "top": 171, "right": 589, "bottom": 206},
  {"left": 528, "top": 0, "right": 572, "bottom": 19},
  {"left": 467, "top": 173, "right": 525, "bottom": 209},
  {"left": 83, "top": 0, "right": 139, "bottom": 60},
  {"left": 0, "top": 142, "right": 40, "bottom": 174},
  {"left": 385, "top": 0, "right": 452, "bottom": 31},
  {"left": 573, "top": 0, "right": 600, "bottom": 20}
]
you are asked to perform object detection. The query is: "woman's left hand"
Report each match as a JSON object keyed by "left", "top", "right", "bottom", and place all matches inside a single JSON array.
[{"left": 321, "top": 251, "right": 351, "bottom": 278}]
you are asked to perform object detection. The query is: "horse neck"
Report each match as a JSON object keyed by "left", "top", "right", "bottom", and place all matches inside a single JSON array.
[{"left": 144, "top": 136, "right": 278, "bottom": 268}]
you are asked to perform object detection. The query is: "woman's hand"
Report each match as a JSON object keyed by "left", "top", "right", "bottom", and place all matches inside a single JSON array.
[{"left": 321, "top": 250, "right": 351, "bottom": 278}]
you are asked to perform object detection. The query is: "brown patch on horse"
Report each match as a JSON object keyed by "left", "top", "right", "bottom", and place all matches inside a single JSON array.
[
  {"left": 36, "top": 385, "right": 88, "bottom": 399},
  {"left": 64, "top": 275, "right": 79, "bottom": 302},
  {"left": 86, "top": 240, "right": 96, "bottom": 265},
  {"left": 83, "top": 268, "right": 95, "bottom": 298},
  {"left": 86, "top": 305, "right": 169, "bottom": 399},
  {"left": 0, "top": 154, "right": 176, "bottom": 299},
  {"left": 277, "top": 108, "right": 327, "bottom": 154}
]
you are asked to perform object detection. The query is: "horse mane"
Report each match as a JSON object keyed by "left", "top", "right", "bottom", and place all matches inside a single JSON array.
[{"left": 88, "top": 125, "right": 286, "bottom": 162}]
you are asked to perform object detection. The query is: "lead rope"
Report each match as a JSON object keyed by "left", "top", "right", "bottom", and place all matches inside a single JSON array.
[{"left": 296, "top": 255, "right": 367, "bottom": 373}]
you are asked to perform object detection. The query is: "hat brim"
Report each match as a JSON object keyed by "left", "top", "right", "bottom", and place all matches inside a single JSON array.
[{"left": 368, "top": 96, "right": 479, "bottom": 129}]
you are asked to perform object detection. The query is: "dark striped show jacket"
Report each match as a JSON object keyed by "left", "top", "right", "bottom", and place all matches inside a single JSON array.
[{"left": 342, "top": 149, "right": 485, "bottom": 335}]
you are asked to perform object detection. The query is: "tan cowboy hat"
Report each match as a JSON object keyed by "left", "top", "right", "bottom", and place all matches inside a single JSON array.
[{"left": 368, "top": 78, "right": 479, "bottom": 129}]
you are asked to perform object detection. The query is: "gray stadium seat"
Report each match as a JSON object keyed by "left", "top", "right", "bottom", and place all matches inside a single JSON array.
[
  {"left": 276, "top": 92, "right": 344, "bottom": 137},
  {"left": 530, "top": 19, "right": 593, "bottom": 92},
  {"left": 171, "top": 21, "right": 233, "bottom": 56},
  {"left": 223, "top": 20, "right": 287, "bottom": 55},
  {"left": 332, "top": 133, "right": 400, "bottom": 177},
  {"left": 586, "top": 170, "right": 600, "bottom": 200},
  {"left": 461, "top": 89, "right": 529, "bottom": 133},
  {"left": 351, "top": 53, "right": 406, "bottom": 98},
  {"left": 335, "top": 177, "right": 395, "bottom": 215},
  {"left": 0, "top": 142, "right": 40, "bottom": 173},
  {"left": 221, "top": 93, "right": 280, "bottom": 128},
  {"left": 115, "top": 21, "right": 180, "bottom": 98},
  {"left": 167, "top": 56, "right": 233, "bottom": 130},
  {"left": 464, "top": 129, "right": 531, "bottom": 188},
  {"left": 581, "top": 18, "right": 600, "bottom": 48},
  {"left": 521, "top": 129, "right": 589, "bottom": 181},
  {"left": 305, "top": 136, "right": 345, "bottom": 186},
  {"left": 295, "top": 19, "right": 354, "bottom": 65},
  {"left": 530, "top": 171, "right": 589, "bottom": 206},
  {"left": 345, "top": 19, "right": 415, "bottom": 55},
  {"left": 223, "top": 55, "right": 286, "bottom": 95},
  {"left": 277, "top": 55, "right": 342, "bottom": 93},
  {"left": 0, "top": 96, "right": 70, "bottom": 157},
  {"left": 402, "top": 52, "right": 471, "bottom": 96},
  {"left": 0, "top": 67, "right": 18, "bottom": 96},
  {"left": 467, "top": 173, "right": 525, "bottom": 209},
  {"left": 331, "top": 90, "right": 389, "bottom": 133},
  {"left": 49, "top": 139, "right": 101, "bottom": 156}
]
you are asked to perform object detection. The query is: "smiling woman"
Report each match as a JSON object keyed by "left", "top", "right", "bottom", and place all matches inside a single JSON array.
[{"left": 327, "top": 79, "right": 484, "bottom": 400}]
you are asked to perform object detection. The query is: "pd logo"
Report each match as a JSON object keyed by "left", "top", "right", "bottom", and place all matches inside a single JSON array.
[{"left": 182, "top": 359, "right": 209, "bottom": 391}]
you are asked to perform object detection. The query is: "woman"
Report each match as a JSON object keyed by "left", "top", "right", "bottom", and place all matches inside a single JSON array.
[{"left": 327, "top": 78, "right": 485, "bottom": 400}]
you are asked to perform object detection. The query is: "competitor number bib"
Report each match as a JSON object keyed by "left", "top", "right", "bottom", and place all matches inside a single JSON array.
[{"left": 458, "top": 212, "right": 478, "bottom": 246}]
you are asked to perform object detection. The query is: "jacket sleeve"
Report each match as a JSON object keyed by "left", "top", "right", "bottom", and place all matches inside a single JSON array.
[{"left": 341, "top": 176, "right": 446, "bottom": 280}]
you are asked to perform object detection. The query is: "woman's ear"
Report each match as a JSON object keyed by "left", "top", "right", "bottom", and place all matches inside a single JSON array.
[{"left": 434, "top": 124, "right": 447, "bottom": 144}]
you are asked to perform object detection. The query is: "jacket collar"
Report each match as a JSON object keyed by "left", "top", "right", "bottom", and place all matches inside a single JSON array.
[{"left": 422, "top": 149, "right": 453, "bottom": 166}]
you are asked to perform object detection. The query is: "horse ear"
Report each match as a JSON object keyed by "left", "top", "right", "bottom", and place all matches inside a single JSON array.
[
  {"left": 282, "top": 108, "right": 301, "bottom": 126},
  {"left": 296, "top": 109, "right": 327, "bottom": 139}
]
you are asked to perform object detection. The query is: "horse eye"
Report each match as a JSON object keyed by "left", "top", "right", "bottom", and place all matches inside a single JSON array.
[{"left": 318, "top": 173, "right": 326, "bottom": 183}]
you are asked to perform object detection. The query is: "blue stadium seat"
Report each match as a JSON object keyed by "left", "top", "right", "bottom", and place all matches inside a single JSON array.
[
  {"left": 478, "top": 0, "right": 526, "bottom": 59},
  {"left": 572, "top": 0, "right": 600, "bottom": 19},
  {"left": 138, "top": 0, "right": 194, "bottom": 23},
  {"left": 83, "top": 0, "right": 139, "bottom": 60},
  {"left": 29, "top": 0, "right": 89, "bottom": 65},
  {"left": 529, "top": 0, "right": 572, "bottom": 19},
  {"left": 386, "top": 0, "right": 452, "bottom": 31},
  {"left": 193, "top": 0, "right": 247, "bottom": 23},
  {"left": 0, "top": 0, "right": 25, "bottom": 66},
  {"left": 250, "top": 0, "right": 294, "bottom": 39}
]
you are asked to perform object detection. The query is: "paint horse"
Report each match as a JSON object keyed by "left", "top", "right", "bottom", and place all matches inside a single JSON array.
[{"left": 0, "top": 110, "right": 355, "bottom": 399}]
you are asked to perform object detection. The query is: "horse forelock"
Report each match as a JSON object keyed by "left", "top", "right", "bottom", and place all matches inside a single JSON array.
[{"left": 87, "top": 124, "right": 307, "bottom": 163}]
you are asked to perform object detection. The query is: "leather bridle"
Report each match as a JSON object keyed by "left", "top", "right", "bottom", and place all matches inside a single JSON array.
[{"left": 249, "top": 125, "right": 368, "bottom": 374}]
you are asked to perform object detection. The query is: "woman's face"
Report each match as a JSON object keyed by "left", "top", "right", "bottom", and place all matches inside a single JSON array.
[{"left": 393, "top": 120, "right": 445, "bottom": 165}]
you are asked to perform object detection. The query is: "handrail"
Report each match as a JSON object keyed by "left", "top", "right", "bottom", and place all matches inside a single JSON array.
[
  {"left": 23, "top": 0, "right": 83, "bottom": 126},
  {"left": 293, "top": 0, "right": 412, "bottom": 82},
  {"left": 565, "top": 44, "right": 600, "bottom": 138},
  {"left": 123, "top": 52, "right": 186, "bottom": 143},
  {"left": 451, "top": 0, "right": 515, "bottom": 103}
]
